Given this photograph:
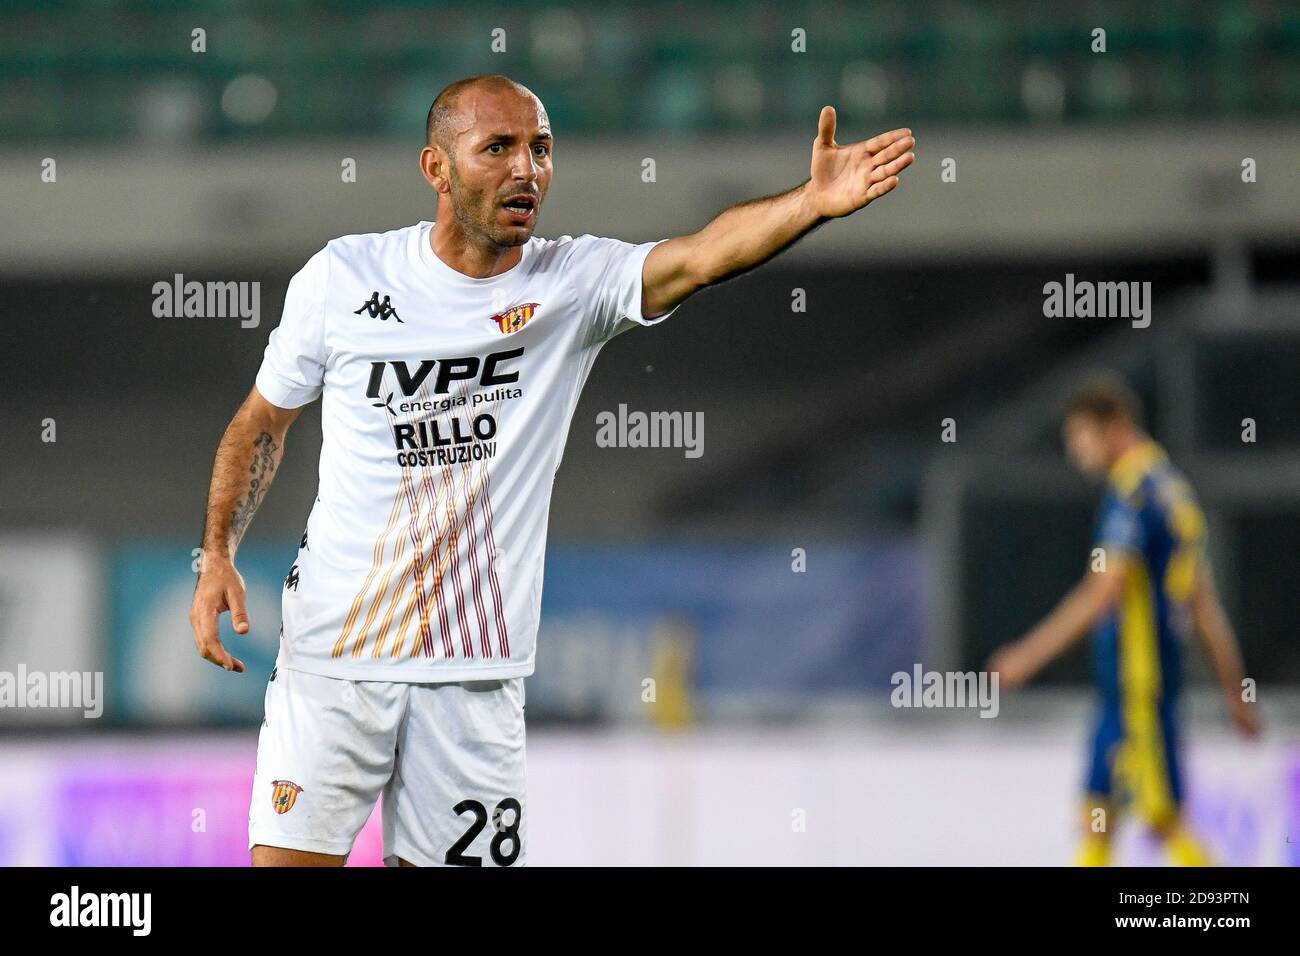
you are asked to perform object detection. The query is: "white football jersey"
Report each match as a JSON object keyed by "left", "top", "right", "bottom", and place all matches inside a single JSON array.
[{"left": 254, "top": 221, "right": 677, "bottom": 681}]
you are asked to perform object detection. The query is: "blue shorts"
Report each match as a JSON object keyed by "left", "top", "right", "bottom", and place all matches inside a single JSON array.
[{"left": 1085, "top": 697, "right": 1184, "bottom": 826}]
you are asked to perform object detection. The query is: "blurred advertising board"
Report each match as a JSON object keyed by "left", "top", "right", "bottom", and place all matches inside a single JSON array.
[
  {"left": 107, "top": 540, "right": 922, "bottom": 725},
  {"left": 0, "top": 732, "right": 1291, "bottom": 866},
  {"left": 529, "top": 541, "right": 922, "bottom": 722},
  {"left": 0, "top": 740, "right": 382, "bottom": 866},
  {"left": 109, "top": 541, "right": 293, "bottom": 722},
  {"left": 0, "top": 532, "right": 103, "bottom": 726}
]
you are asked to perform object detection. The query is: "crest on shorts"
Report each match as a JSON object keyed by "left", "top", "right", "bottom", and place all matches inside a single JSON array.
[
  {"left": 271, "top": 780, "right": 304, "bottom": 814},
  {"left": 488, "top": 301, "right": 539, "bottom": 335}
]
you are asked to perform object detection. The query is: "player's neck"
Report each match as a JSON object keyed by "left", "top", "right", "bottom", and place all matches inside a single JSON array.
[
  {"left": 1107, "top": 430, "right": 1154, "bottom": 471},
  {"left": 428, "top": 221, "right": 523, "bottom": 279}
]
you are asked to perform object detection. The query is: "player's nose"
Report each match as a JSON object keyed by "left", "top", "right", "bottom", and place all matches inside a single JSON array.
[{"left": 509, "top": 146, "right": 543, "bottom": 181}]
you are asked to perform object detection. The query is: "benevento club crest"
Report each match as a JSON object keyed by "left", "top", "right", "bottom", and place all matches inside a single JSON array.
[
  {"left": 271, "top": 780, "right": 304, "bottom": 814},
  {"left": 489, "top": 302, "right": 539, "bottom": 335}
]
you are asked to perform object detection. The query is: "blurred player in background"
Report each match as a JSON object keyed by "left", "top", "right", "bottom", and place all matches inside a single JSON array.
[
  {"left": 187, "top": 73, "right": 915, "bottom": 866},
  {"left": 989, "top": 377, "right": 1259, "bottom": 866}
]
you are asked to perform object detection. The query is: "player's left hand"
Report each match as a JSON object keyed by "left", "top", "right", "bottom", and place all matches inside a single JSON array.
[{"left": 806, "top": 107, "right": 915, "bottom": 219}]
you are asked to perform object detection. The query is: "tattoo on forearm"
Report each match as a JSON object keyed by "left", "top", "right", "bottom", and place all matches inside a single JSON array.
[{"left": 229, "top": 431, "right": 280, "bottom": 547}]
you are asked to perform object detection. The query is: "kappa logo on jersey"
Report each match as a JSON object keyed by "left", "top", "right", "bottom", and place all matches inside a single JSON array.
[
  {"left": 489, "top": 302, "right": 539, "bottom": 335},
  {"left": 354, "top": 291, "right": 403, "bottom": 323},
  {"left": 271, "top": 780, "right": 303, "bottom": 814}
]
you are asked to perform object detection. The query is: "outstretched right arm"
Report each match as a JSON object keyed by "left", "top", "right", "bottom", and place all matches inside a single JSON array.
[{"left": 189, "top": 386, "right": 302, "bottom": 672}]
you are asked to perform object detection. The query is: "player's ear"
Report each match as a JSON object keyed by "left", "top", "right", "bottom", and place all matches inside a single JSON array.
[{"left": 419, "top": 145, "right": 451, "bottom": 194}]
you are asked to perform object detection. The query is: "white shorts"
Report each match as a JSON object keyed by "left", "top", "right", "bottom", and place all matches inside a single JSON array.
[{"left": 248, "top": 666, "right": 527, "bottom": 867}]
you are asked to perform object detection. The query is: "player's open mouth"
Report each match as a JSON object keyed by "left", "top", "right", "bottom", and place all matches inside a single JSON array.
[{"left": 501, "top": 196, "right": 537, "bottom": 221}]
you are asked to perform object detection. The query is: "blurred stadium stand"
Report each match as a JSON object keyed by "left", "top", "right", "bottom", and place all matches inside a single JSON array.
[{"left": 3, "top": 0, "right": 1300, "bottom": 142}]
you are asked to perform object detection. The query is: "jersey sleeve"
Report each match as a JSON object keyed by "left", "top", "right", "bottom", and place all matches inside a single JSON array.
[
  {"left": 566, "top": 234, "right": 680, "bottom": 345},
  {"left": 1094, "top": 490, "right": 1145, "bottom": 559},
  {"left": 255, "top": 246, "right": 330, "bottom": 409},
  {"left": 1165, "top": 486, "right": 1208, "bottom": 601}
]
